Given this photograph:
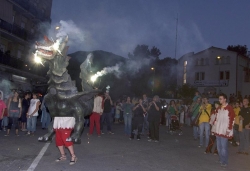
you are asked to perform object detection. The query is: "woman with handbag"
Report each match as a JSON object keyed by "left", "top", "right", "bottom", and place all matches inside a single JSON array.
[
  {"left": 5, "top": 91, "right": 22, "bottom": 136},
  {"left": 204, "top": 101, "right": 220, "bottom": 154},
  {"left": 198, "top": 97, "right": 212, "bottom": 148}
]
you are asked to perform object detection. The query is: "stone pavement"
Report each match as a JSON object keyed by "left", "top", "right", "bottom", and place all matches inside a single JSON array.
[{"left": 0, "top": 123, "right": 249, "bottom": 171}]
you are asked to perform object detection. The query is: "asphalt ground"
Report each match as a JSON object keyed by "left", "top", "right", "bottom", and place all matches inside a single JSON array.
[{"left": 0, "top": 122, "right": 249, "bottom": 171}]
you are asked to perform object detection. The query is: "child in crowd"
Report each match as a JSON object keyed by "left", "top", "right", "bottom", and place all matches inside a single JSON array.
[
  {"left": 0, "top": 92, "right": 7, "bottom": 131},
  {"left": 204, "top": 101, "right": 219, "bottom": 154},
  {"left": 115, "top": 102, "right": 122, "bottom": 123}
]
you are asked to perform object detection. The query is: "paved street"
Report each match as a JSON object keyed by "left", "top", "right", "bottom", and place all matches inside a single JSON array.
[{"left": 0, "top": 122, "right": 249, "bottom": 171}]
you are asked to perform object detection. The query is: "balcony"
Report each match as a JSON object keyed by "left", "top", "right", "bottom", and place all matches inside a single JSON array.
[
  {"left": 0, "top": 18, "right": 35, "bottom": 42},
  {"left": 9, "top": 0, "right": 51, "bottom": 23},
  {"left": 0, "top": 50, "right": 48, "bottom": 77}
]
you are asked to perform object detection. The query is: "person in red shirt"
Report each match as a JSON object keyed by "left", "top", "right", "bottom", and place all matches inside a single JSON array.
[{"left": 0, "top": 92, "right": 7, "bottom": 131}]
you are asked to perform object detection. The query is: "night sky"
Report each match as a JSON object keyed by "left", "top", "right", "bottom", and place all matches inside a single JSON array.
[{"left": 51, "top": 0, "right": 250, "bottom": 59}]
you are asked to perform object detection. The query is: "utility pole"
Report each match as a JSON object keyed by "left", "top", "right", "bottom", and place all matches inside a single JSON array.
[{"left": 174, "top": 13, "right": 178, "bottom": 59}]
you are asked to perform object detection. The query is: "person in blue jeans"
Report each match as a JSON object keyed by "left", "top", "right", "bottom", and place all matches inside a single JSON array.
[
  {"left": 122, "top": 97, "right": 134, "bottom": 136},
  {"left": 41, "top": 101, "right": 51, "bottom": 129},
  {"left": 213, "top": 93, "right": 235, "bottom": 168},
  {"left": 198, "top": 97, "right": 211, "bottom": 148},
  {"left": 26, "top": 93, "right": 41, "bottom": 135},
  {"left": 100, "top": 92, "right": 114, "bottom": 134}
]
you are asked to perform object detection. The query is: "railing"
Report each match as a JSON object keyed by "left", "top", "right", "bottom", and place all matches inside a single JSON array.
[
  {"left": 10, "top": 0, "right": 51, "bottom": 22},
  {"left": 0, "top": 18, "right": 35, "bottom": 41}
]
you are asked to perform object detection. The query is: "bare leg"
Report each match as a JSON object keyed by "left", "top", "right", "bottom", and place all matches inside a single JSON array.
[
  {"left": 55, "top": 146, "right": 66, "bottom": 162},
  {"left": 15, "top": 129, "right": 19, "bottom": 135},
  {"left": 58, "top": 146, "right": 65, "bottom": 155},
  {"left": 67, "top": 145, "right": 77, "bottom": 164}
]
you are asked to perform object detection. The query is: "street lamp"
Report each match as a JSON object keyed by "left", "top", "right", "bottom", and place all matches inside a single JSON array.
[
  {"left": 217, "top": 56, "right": 221, "bottom": 93},
  {"left": 151, "top": 67, "right": 155, "bottom": 95},
  {"left": 55, "top": 26, "right": 60, "bottom": 30}
]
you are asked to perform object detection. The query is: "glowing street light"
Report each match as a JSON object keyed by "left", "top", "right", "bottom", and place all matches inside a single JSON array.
[
  {"left": 151, "top": 67, "right": 155, "bottom": 95},
  {"left": 217, "top": 56, "right": 221, "bottom": 59},
  {"left": 55, "top": 26, "right": 60, "bottom": 30}
]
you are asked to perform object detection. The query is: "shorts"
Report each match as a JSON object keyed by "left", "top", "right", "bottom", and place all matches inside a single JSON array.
[
  {"left": 55, "top": 129, "right": 73, "bottom": 147},
  {"left": 115, "top": 113, "right": 120, "bottom": 119}
]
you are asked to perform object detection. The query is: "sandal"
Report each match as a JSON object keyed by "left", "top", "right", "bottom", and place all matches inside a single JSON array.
[
  {"left": 55, "top": 154, "right": 66, "bottom": 162},
  {"left": 69, "top": 155, "right": 77, "bottom": 165}
]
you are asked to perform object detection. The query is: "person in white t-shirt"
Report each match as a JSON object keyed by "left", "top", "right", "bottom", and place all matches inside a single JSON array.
[{"left": 26, "top": 93, "right": 41, "bottom": 135}]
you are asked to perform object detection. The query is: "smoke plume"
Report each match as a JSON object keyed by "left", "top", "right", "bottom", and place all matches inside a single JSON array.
[
  {"left": 55, "top": 20, "right": 85, "bottom": 46},
  {"left": 91, "top": 56, "right": 153, "bottom": 81},
  {"left": 91, "top": 63, "right": 121, "bottom": 82}
]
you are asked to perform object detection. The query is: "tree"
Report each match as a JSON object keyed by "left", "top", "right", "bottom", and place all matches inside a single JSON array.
[
  {"left": 227, "top": 45, "right": 248, "bottom": 56},
  {"left": 131, "top": 45, "right": 151, "bottom": 58},
  {"left": 150, "top": 46, "right": 161, "bottom": 59},
  {"left": 178, "top": 84, "right": 197, "bottom": 100}
]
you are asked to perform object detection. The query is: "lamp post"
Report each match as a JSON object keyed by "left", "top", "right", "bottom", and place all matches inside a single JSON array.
[
  {"left": 151, "top": 67, "right": 155, "bottom": 95},
  {"left": 217, "top": 56, "right": 221, "bottom": 93}
]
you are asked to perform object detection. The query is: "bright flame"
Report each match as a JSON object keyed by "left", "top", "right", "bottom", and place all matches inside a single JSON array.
[
  {"left": 91, "top": 75, "right": 98, "bottom": 82},
  {"left": 52, "top": 39, "right": 62, "bottom": 55},
  {"left": 34, "top": 52, "right": 43, "bottom": 65}
]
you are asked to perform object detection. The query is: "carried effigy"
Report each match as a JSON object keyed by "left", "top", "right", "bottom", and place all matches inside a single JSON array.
[{"left": 36, "top": 36, "right": 99, "bottom": 143}]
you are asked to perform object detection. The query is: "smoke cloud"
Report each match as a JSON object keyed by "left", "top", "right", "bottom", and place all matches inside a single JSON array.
[
  {"left": 91, "top": 63, "right": 121, "bottom": 82},
  {"left": 91, "top": 56, "right": 153, "bottom": 81},
  {"left": 55, "top": 20, "right": 85, "bottom": 46}
]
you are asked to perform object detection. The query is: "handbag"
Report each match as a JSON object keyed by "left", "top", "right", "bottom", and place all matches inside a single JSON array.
[{"left": 191, "top": 111, "right": 202, "bottom": 127}]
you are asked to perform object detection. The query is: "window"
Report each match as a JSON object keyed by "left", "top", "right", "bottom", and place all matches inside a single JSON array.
[
  {"left": 20, "top": 22, "right": 25, "bottom": 29},
  {"left": 195, "top": 72, "right": 205, "bottom": 81},
  {"left": 0, "top": 44, "right": 5, "bottom": 52},
  {"left": 195, "top": 72, "right": 199, "bottom": 81},
  {"left": 201, "top": 72, "right": 205, "bottom": 80},
  {"left": 183, "top": 73, "right": 187, "bottom": 84},
  {"left": 220, "top": 71, "right": 224, "bottom": 80},
  {"left": 200, "top": 58, "right": 204, "bottom": 65},
  {"left": 205, "top": 58, "right": 209, "bottom": 65},
  {"left": 225, "top": 71, "right": 230, "bottom": 80},
  {"left": 17, "top": 50, "right": 22, "bottom": 58},
  {"left": 245, "top": 71, "right": 250, "bottom": 82}
]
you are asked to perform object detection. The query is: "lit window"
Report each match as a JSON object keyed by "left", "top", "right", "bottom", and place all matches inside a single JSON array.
[{"left": 183, "top": 61, "right": 187, "bottom": 84}]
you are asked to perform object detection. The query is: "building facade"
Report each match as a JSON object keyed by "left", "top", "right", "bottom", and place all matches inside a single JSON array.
[
  {"left": 177, "top": 47, "right": 250, "bottom": 98},
  {"left": 0, "top": 0, "right": 52, "bottom": 58},
  {"left": 0, "top": 0, "right": 53, "bottom": 98}
]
